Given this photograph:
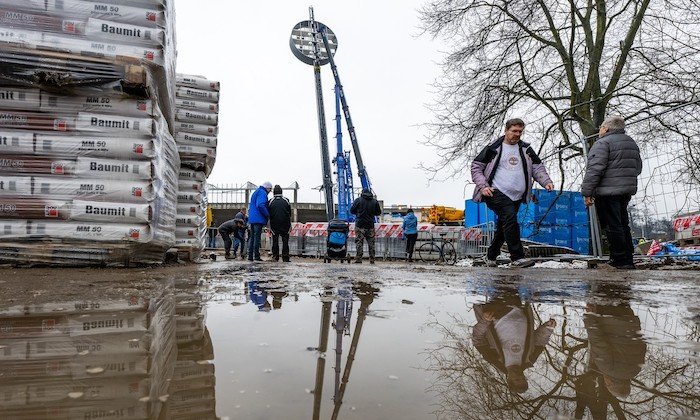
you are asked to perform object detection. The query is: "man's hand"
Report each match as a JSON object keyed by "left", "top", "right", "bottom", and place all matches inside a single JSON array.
[
  {"left": 545, "top": 183, "right": 554, "bottom": 192},
  {"left": 584, "top": 196, "right": 595, "bottom": 207},
  {"left": 481, "top": 187, "right": 494, "bottom": 197}
]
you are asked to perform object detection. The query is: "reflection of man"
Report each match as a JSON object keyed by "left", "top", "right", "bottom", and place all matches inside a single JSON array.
[
  {"left": 270, "top": 290, "right": 288, "bottom": 310},
  {"left": 472, "top": 287, "right": 556, "bottom": 393},
  {"left": 576, "top": 283, "right": 647, "bottom": 416}
]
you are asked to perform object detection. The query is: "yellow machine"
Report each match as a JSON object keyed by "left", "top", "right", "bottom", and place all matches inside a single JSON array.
[{"left": 425, "top": 205, "right": 465, "bottom": 226}]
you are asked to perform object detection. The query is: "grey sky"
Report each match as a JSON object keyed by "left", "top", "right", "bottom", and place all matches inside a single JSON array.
[{"left": 174, "top": 0, "right": 471, "bottom": 208}]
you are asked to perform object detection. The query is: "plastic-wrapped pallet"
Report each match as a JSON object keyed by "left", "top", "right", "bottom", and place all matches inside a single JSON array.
[
  {"left": 175, "top": 74, "right": 218, "bottom": 178},
  {"left": 0, "top": 1, "right": 180, "bottom": 266},
  {"left": 0, "top": 293, "right": 177, "bottom": 419},
  {"left": 0, "top": 0, "right": 178, "bottom": 130},
  {"left": 175, "top": 173, "right": 207, "bottom": 258},
  {"left": 172, "top": 74, "right": 219, "bottom": 260}
]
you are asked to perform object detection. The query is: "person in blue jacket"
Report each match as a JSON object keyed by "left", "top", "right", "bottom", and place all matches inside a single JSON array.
[
  {"left": 247, "top": 181, "right": 272, "bottom": 261},
  {"left": 402, "top": 208, "right": 419, "bottom": 262}
]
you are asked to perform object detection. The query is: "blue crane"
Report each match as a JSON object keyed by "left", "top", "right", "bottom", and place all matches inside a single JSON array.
[
  {"left": 333, "top": 85, "right": 355, "bottom": 221},
  {"left": 320, "top": 26, "right": 373, "bottom": 196}
]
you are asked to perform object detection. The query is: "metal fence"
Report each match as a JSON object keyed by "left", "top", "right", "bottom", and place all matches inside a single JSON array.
[{"left": 206, "top": 222, "right": 497, "bottom": 261}]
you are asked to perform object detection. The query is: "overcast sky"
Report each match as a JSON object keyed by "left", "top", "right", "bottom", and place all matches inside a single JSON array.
[{"left": 174, "top": 0, "right": 471, "bottom": 208}]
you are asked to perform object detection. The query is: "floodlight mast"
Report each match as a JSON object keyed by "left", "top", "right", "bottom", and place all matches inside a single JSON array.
[{"left": 290, "top": 7, "right": 336, "bottom": 222}]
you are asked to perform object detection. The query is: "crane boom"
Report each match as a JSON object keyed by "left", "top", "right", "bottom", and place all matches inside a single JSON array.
[{"left": 319, "top": 26, "right": 372, "bottom": 192}]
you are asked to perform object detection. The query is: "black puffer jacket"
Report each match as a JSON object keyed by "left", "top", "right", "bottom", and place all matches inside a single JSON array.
[
  {"left": 350, "top": 189, "right": 381, "bottom": 229},
  {"left": 581, "top": 129, "right": 642, "bottom": 197},
  {"left": 268, "top": 194, "right": 291, "bottom": 234}
]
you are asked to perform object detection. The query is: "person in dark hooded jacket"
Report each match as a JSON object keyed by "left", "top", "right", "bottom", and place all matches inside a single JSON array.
[
  {"left": 350, "top": 188, "right": 381, "bottom": 264},
  {"left": 581, "top": 116, "right": 642, "bottom": 269},
  {"left": 268, "top": 184, "right": 292, "bottom": 262}
]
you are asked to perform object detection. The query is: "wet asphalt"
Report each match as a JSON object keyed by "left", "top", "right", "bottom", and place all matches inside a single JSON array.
[{"left": 0, "top": 260, "right": 698, "bottom": 419}]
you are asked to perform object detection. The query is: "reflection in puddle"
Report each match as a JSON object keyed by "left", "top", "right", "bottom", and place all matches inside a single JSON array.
[
  {"left": 426, "top": 279, "right": 700, "bottom": 419},
  {"left": 1, "top": 269, "right": 699, "bottom": 419},
  {"left": 0, "top": 281, "right": 215, "bottom": 419}
]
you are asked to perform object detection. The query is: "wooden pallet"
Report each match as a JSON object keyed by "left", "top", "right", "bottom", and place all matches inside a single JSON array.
[{"left": 0, "top": 46, "right": 148, "bottom": 94}]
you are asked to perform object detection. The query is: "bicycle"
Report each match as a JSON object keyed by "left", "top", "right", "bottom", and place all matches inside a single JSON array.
[{"left": 418, "top": 233, "right": 457, "bottom": 265}]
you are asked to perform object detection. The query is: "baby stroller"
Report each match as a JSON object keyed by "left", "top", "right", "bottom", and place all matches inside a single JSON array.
[{"left": 324, "top": 219, "right": 351, "bottom": 263}]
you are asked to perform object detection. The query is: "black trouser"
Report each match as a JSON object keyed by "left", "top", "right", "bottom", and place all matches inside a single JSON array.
[
  {"left": 405, "top": 233, "right": 417, "bottom": 259},
  {"left": 484, "top": 190, "right": 524, "bottom": 261},
  {"left": 594, "top": 195, "right": 634, "bottom": 266},
  {"left": 219, "top": 229, "right": 232, "bottom": 255},
  {"left": 271, "top": 232, "right": 290, "bottom": 261}
]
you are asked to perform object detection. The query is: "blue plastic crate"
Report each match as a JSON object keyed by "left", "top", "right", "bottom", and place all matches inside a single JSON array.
[
  {"left": 554, "top": 225, "right": 571, "bottom": 240},
  {"left": 520, "top": 221, "right": 538, "bottom": 239},
  {"left": 554, "top": 194, "right": 572, "bottom": 223},
  {"left": 554, "top": 226, "right": 572, "bottom": 248},
  {"left": 570, "top": 193, "right": 588, "bottom": 224},
  {"left": 464, "top": 199, "right": 496, "bottom": 227},
  {"left": 531, "top": 225, "right": 555, "bottom": 245},
  {"left": 464, "top": 199, "right": 481, "bottom": 227},
  {"left": 572, "top": 224, "right": 590, "bottom": 240},
  {"left": 572, "top": 209, "right": 589, "bottom": 224},
  {"left": 518, "top": 202, "right": 536, "bottom": 224},
  {"left": 572, "top": 235, "right": 590, "bottom": 254},
  {"left": 554, "top": 238, "right": 571, "bottom": 247}
]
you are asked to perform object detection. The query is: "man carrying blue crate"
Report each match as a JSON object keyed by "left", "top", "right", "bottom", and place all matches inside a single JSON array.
[
  {"left": 471, "top": 118, "right": 555, "bottom": 268},
  {"left": 581, "top": 116, "right": 642, "bottom": 269}
]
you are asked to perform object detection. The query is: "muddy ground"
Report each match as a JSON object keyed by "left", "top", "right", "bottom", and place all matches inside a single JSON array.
[{"left": 1, "top": 258, "right": 698, "bottom": 314}]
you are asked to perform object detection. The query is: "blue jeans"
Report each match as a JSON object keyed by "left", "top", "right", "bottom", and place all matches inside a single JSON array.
[
  {"left": 233, "top": 230, "right": 246, "bottom": 256},
  {"left": 248, "top": 224, "right": 264, "bottom": 260},
  {"left": 208, "top": 228, "right": 218, "bottom": 248}
]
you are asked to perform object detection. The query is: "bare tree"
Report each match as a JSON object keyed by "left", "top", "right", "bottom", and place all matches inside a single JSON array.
[{"left": 418, "top": 0, "right": 700, "bottom": 187}]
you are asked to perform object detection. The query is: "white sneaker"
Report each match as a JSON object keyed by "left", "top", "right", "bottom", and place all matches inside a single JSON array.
[
  {"left": 510, "top": 258, "right": 535, "bottom": 268},
  {"left": 482, "top": 256, "right": 498, "bottom": 267}
]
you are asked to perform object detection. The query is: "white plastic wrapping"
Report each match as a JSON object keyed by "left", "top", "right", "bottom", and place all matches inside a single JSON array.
[
  {"left": 172, "top": 74, "right": 219, "bottom": 259},
  {"left": 0, "top": 1, "right": 178, "bottom": 266},
  {"left": 0, "top": 132, "right": 157, "bottom": 159},
  {"left": 176, "top": 74, "right": 220, "bottom": 91},
  {"left": 175, "top": 132, "right": 217, "bottom": 147}
]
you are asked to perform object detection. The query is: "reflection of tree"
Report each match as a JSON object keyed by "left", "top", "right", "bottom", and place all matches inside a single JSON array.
[{"left": 425, "top": 301, "right": 700, "bottom": 419}]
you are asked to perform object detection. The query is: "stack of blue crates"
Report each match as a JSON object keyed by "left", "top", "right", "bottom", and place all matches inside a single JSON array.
[{"left": 464, "top": 190, "right": 590, "bottom": 254}]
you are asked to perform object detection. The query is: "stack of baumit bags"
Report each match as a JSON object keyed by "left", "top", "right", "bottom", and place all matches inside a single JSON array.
[
  {"left": 0, "top": 0, "right": 179, "bottom": 266},
  {"left": 173, "top": 74, "right": 219, "bottom": 259}
]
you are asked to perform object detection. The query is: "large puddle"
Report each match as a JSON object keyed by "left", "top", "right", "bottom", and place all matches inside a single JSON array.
[{"left": 1, "top": 264, "right": 699, "bottom": 419}]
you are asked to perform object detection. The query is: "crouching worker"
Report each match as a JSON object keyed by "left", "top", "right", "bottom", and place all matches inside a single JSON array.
[{"left": 219, "top": 217, "right": 245, "bottom": 260}]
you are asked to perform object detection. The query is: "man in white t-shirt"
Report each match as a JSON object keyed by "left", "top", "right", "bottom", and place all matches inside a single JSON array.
[{"left": 471, "top": 119, "right": 554, "bottom": 268}]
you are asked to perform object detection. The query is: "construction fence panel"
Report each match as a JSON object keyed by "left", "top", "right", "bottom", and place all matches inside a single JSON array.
[{"left": 229, "top": 222, "right": 499, "bottom": 260}]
